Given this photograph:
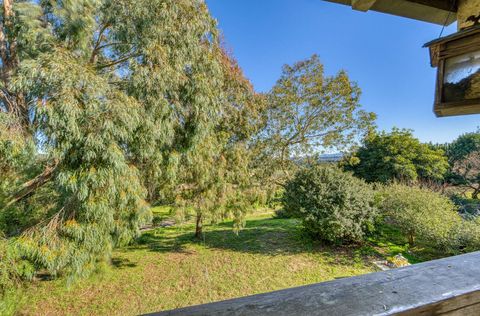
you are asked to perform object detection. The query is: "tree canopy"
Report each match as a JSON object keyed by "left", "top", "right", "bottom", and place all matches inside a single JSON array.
[
  {"left": 0, "top": 0, "right": 376, "bottom": 292},
  {"left": 446, "top": 132, "right": 480, "bottom": 198},
  {"left": 345, "top": 128, "right": 449, "bottom": 183},
  {"left": 254, "top": 54, "right": 376, "bottom": 184},
  {"left": 0, "top": 0, "right": 237, "bottom": 279}
]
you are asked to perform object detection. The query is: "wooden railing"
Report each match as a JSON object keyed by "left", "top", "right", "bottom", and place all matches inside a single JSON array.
[{"left": 146, "top": 251, "right": 480, "bottom": 315}]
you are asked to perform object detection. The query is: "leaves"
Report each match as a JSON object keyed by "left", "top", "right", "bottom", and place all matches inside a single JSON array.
[
  {"left": 282, "top": 165, "right": 378, "bottom": 244},
  {"left": 255, "top": 55, "right": 375, "bottom": 183},
  {"left": 346, "top": 128, "right": 449, "bottom": 183},
  {"left": 0, "top": 0, "right": 227, "bottom": 280},
  {"left": 446, "top": 132, "right": 480, "bottom": 196}
]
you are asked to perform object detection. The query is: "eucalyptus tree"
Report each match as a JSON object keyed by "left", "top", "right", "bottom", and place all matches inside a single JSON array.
[
  {"left": 0, "top": 0, "right": 226, "bottom": 278},
  {"left": 254, "top": 54, "right": 376, "bottom": 185},
  {"left": 174, "top": 48, "right": 264, "bottom": 238}
]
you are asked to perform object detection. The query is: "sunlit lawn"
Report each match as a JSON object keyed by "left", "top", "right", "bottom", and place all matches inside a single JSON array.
[{"left": 9, "top": 211, "right": 443, "bottom": 315}]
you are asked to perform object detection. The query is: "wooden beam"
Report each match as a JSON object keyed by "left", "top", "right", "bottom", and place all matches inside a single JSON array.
[
  {"left": 458, "top": 0, "right": 480, "bottom": 30},
  {"left": 352, "top": 0, "right": 377, "bottom": 11},
  {"left": 406, "top": 0, "right": 458, "bottom": 12}
]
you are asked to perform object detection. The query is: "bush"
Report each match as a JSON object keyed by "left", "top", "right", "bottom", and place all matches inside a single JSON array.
[
  {"left": 450, "top": 195, "right": 480, "bottom": 219},
  {"left": 451, "top": 218, "right": 480, "bottom": 252},
  {"left": 282, "top": 165, "right": 378, "bottom": 244},
  {"left": 152, "top": 215, "right": 164, "bottom": 227},
  {"left": 378, "top": 184, "right": 462, "bottom": 251},
  {"left": 273, "top": 207, "right": 295, "bottom": 219},
  {"left": 0, "top": 236, "right": 34, "bottom": 313}
]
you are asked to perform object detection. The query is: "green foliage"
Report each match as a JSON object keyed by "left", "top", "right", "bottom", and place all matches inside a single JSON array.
[
  {"left": 114, "top": 0, "right": 226, "bottom": 203},
  {"left": 345, "top": 128, "right": 448, "bottom": 183},
  {"left": 254, "top": 54, "right": 375, "bottom": 184},
  {"left": 450, "top": 218, "right": 480, "bottom": 253},
  {"left": 0, "top": 0, "right": 230, "bottom": 284},
  {"left": 0, "top": 113, "right": 53, "bottom": 235},
  {"left": 446, "top": 132, "right": 480, "bottom": 163},
  {"left": 282, "top": 165, "right": 378, "bottom": 243},
  {"left": 446, "top": 132, "right": 480, "bottom": 198},
  {"left": 13, "top": 44, "right": 150, "bottom": 279},
  {"left": 0, "top": 235, "right": 35, "bottom": 310},
  {"left": 378, "top": 184, "right": 463, "bottom": 251},
  {"left": 170, "top": 49, "right": 264, "bottom": 237}
]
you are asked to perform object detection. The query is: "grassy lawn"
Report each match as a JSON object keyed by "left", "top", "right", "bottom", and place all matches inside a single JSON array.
[
  {"left": 150, "top": 205, "right": 174, "bottom": 220},
  {"left": 7, "top": 211, "right": 444, "bottom": 315}
]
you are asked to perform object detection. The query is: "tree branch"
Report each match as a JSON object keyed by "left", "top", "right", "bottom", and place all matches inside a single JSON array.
[
  {"left": 95, "top": 52, "right": 138, "bottom": 70},
  {"left": 4, "top": 160, "right": 59, "bottom": 208},
  {"left": 90, "top": 23, "right": 111, "bottom": 63},
  {"left": 96, "top": 42, "right": 131, "bottom": 52}
]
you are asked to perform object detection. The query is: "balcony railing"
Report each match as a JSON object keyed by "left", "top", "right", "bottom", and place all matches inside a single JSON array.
[{"left": 146, "top": 251, "right": 480, "bottom": 315}]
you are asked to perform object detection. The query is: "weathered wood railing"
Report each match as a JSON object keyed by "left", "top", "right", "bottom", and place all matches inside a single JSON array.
[{"left": 146, "top": 251, "right": 480, "bottom": 315}]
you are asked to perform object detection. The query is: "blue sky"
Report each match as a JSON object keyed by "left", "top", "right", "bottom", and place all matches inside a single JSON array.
[{"left": 206, "top": 0, "right": 478, "bottom": 144}]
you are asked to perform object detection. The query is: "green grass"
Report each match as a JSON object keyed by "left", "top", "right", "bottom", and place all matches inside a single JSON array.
[
  {"left": 364, "top": 223, "right": 445, "bottom": 264},
  {"left": 6, "top": 211, "right": 447, "bottom": 315},
  {"left": 150, "top": 205, "right": 174, "bottom": 221}
]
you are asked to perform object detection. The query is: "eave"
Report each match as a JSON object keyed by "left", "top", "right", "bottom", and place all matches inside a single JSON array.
[{"left": 324, "top": 0, "right": 457, "bottom": 25}]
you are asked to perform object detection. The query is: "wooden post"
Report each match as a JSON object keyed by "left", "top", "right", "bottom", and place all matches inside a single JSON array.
[{"left": 458, "top": 0, "right": 480, "bottom": 30}]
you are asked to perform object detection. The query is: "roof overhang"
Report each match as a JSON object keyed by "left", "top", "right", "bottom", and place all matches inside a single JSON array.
[{"left": 324, "top": 0, "right": 457, "bottom": 25}]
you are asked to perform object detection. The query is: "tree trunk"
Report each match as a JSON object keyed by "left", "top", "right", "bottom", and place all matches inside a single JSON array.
[
  {"left": 195, "top": 213, "right": 203, "bottom": 239},
  {"left": 408, "top": 232, "right": 415, "bottom": 246},
  {"left": 4, "top": 160, "right": 58, "bottom": 208},
  {"left": 146, "top": 181, "right": 159, "bottom": 204},
  {"left": 472, "top": 186, "right": 480, "bottom": 199},
  {"left": 0, "top": 0, "right": 29, "bottom": 132}
]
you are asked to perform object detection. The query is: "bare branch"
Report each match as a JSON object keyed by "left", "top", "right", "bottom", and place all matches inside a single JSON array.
[
  {"left": 95, "top": 52, "right": 138, "bottom": 70},
  {"left": 90, "top": 23, "right": 111, "bottom": 63}
]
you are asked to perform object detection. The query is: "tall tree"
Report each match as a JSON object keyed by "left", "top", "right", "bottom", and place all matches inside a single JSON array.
[
  {"left": 174, "top": 47, "right": 264, "bottom": 238},
  {"left": 345, "top": 128, "right": 449, "bottom": 184},
  {"left": 0, "top": 0, "right": 226, "bottom": 278},
  {"left": 254, "top": 54, "right": 376, "bottom": 184}
]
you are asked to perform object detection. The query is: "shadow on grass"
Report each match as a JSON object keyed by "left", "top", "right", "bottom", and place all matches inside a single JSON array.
[
  {"left": 129, "top": 217, "right": 370, "bottom": 267},
  {"left": 133, "top": 218, "right": 303, "bottom": 254},
  {"left": 111, "top": 257, "right": 137, "bottom": 269},
  {"left": 366, "top": 223, "right": 444, "bottom": 263}
]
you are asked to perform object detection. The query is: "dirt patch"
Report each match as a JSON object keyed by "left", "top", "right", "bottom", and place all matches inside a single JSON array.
[{"left": 287, "top": 256, "right": 316, "bottom": 272}]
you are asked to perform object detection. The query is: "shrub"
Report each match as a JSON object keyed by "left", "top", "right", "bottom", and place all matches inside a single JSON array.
[
  {"left": 152, "top": 215, "right": 164, "bottom": 227},
  {"left": 0, "top": 236, "right": 34, "bottom": 312},
  {"left": 282, "top": 165, "right": 378, "bottom": 243},
  {"left": 450, "top": 195, "right": 480, "bottom": 219},
  {"left": 449, "top": 218, "right": 480, "bottom": 253},
  {"left": 273, "top": 207, "right": 295, "bottom": 219},
  {"left": 378, "top": 184, "right": 462, "bottom": 250}
]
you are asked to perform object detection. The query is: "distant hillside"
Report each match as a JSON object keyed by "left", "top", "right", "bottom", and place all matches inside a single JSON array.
[{"left": 318, "top": 153, "right": 343, "bottom": 162}]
